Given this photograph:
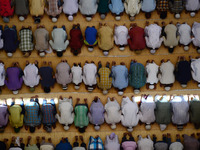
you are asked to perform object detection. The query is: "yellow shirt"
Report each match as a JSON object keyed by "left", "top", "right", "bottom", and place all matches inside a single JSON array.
[
  {"left": 9, "top": 105, "right": 24, "bottom": 128},
  {"left": 29, "top": 0, "right": 45, "bottom": 16},
  {"left": 97, "top": 67, "right": 112, "bottom": 90}
]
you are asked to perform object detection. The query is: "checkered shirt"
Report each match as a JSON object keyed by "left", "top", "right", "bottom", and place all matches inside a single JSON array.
[
  {"left": 74, "top": 104, "right": 89, "bottom": 128},
  {"left": 45, "top": 0, "right": 62, "bottom": 16},
  {"left": 41, "top": 103, "right": 56, "bottom": 124},
  {"left": 169, "top": 0, "right": 185, "bottom": 13},
  {"left": 19, "top": 29, "right": 34, "bottom": 52},
  {"left": 88, "top": 136, "right": 104, "bottom": 150},
  {"left": 24, "top": 101, "right": 41, "bottom": 126},
  {"left": 157, "top": 0, "right": 169, "bottom": 11},
  {"left": 97, "top": 67, "right": 112, "bottom": 90}
]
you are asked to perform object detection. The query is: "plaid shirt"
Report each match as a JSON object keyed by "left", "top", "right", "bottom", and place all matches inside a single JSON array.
[
  {"left": 97, "top": 67, "right": 112, "bottom": 91},
  {"left": 19, "top": 28, "right": 34, "bottom": 52},
  {"left": 41, "top": 103, "right": 56, "bottom": 124},
  {"left": 74, "top": 104, "right": 89, "bottom": 128},
  {"left": 157, "top": 0, "right": 169, "bottom": 11},
  {"left": 24, "top": 100, "right": 41, "bottom": 126},
  {"left": 88, "top": 136, "right": 104, "bottom": 150},
  {"left": 169, "top": 0, "right": 185, "bottom": 13},
  {"left": 45, "top": 0, "right": 62, "bottom": 17}
]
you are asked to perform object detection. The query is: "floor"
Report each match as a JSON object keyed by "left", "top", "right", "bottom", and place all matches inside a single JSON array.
[{"left": 0, "top": 9, "right": 200, "bottom": 147}]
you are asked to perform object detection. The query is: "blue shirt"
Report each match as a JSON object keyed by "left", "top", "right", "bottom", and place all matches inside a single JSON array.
[
  {"left": 141, "top": 0, "right": 156, "bottom": 12},
  {"left": 85, "top": 27, "right": 97, "bottom": 45},
  {"left": 88, "top": 136, "right": 104, "bottom": 150},
  {"left": 39, "top": 66, "right": 55, "bottom": 88},
  {"left": 111, "top": 65, "right": 128, "bottom": 90},
  {"left": 108, "top": 0, "right": 124, "bottom": 15},
  {"left": 56, "top": 139, "right": 72, "bottom": 150}
]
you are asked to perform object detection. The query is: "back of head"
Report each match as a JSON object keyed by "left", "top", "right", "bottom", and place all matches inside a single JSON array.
[
  {"left": 44, "top": 87, "right": 50, "bottom": 93},
  {"left": 57, "top": 51, "right": 63, "bottom": 57},
  {"left": 78, "top": 127, "right": 85, "bottom": 133},
  {"left": 160, "top": 12, "right": 167, "bottom": 19}
]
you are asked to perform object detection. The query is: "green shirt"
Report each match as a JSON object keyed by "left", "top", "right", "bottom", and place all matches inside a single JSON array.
[
  {"left": 74, "top": 104, "right": 89, "bottom": 128},
  {"left": 25, "top": 144, "right": 39, "bottom": 150},
  {"left": 97, "top": 0, "right": 109, "bottom": 13},
  {"left": 190, "top": 100, "right": 200, "bottom": 124}
]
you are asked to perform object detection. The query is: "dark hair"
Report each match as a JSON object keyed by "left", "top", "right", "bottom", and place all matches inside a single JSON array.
[
  {"left": 30, "top": 126, "right": 36, "bottom": 133},
  {"left": 168, "top": 47, "right": 174, "bottom": 53},
  {"left": 145, "top": 12, "right": 151, "bottom": 19},
  {"left": 44, "top": 87, "right": 50, "bottom": 93},
  {"left": 78, "top": 127, "right": 85, "bottom": 133},
  {"left": 57, "top": 51, "right": 63, "bottom": 57},
  {"left": 160, "top": 11, "right": 167, "bottom": 19},
  {"left": 73, "top": 50, "right": 79, "bottom": 56}
]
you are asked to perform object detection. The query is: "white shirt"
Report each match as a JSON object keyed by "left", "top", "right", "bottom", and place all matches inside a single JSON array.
[
  {"left": 71, "top": 66, "right": 83, "bottom": 85},
  {"left": 171, "top": 96, "right": 189, "bottom": 125},
  {"left": 0, "top": 63, "right": 5, "bottom": 86},
  {"left": 0, "top": 30, "right": 3, "bottom": 49},
  {"left": 169, "top": 142, "right": 184, "bottom": 150},
  {"left": 22, "top": 64, "right": 40, "bottom": 88},
  {"left": 191, "top": 58, "right": 200, "bottom": 82},
  {"left": 40, "top": 145, "right": 54, "bottom": 150},
  {"left": 49, "top": 28, "right": 69, "bottom": 52},
  {"left": 121, "top": 97, "right": 139, "bottom": 128},
  {"left": 79, "top": 0, "right": 98, "bottom": 15},
  {"left": 139, "top": 96, "right": 156, "bottom": 124},
  {"left": 192, "top": 22, "right": 200, "bottom": 47},
  {"left": 185, "top": 0, "right": 200, "bottom": 11},
  {"left": 145, "top": 24, "right": 163, "bottom": 49},
  {"left": 104, "top": 98, "right": 121, "bottom": 126},
  {"left": 124, "top": 0, "right": 141, "bottom": 17},
  {"left": 83, "top": 63, "right": 97, "bottom": 86},
  {"left": 177, "top": 23, "right": 192, "bottom": 46},
  {"left": 56, "top": 98, "right": 74, "bottom": 129},
  {"left": 114, "top": 26, "right": 128, "bottom": 46},
  {"left": 138, "top": 136, "right": 154, "bottom": 150},
  {"left": 63, "top": 0, "right": 78, "bottom": 15},
  {"left": 146, "top": 62, "right": 159, "bottom": 84},
  {"left": 159, "top": 61, "right": 175, "bottom": 84}
]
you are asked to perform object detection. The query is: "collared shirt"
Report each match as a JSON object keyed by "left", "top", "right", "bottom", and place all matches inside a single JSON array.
[
  {"left": 39, "top": 66, "right": 55, "bottom": 88},
  {"left": 29, "top": 0, "right": 45, "bottom": 16},
  {"left": 5, "top": 67, "right": 23, "bottom": 91},
  {"left": 88, "top": 99, "right": 104, "bottom": 125},
  {"left": 159, "top": 61, "right": 175, "bottom": 84},
  {"left": 177, "top": 23, "right": 192, "bottom": 46},
  {"left": 191, "top": 58, "right": 200, "bottom": 83},
  {"left": 41, "top": 102, "right": 56, "bottom": 124},
  {"left": 129, "top": 62, "right": 146, "bottom": 89},
  {"left": 45, "top": 0, "right": 62, "bottom": 17},
  {"left": 128, "top": 26, "right": 146, "bottom": 50},
  {"left": 24, "top": 100, "right": 41, "bottom": 126},
  {"left": 74, "top": 104, "right": 89, "bottom": 128},
  {"left": 0, "top": 63, "right": 5, "bottom": 86},
  {"left": 84, "top": 27, "right": 97, "bottom": 46},
  {"left": 9, "top": 105, "right": 24, "bottom": 128},
  {"left": 34, "top": 28, "right": 49, "bottom": 51},
  {"left": 111, "top": 65, "right": 128, "bottom": 90},
  {"left": 63, "top": 0, "right": 78, "bottom": 15},
  {"left": 23, "top": 64, "right": 40, "bottom": 88},
  {"left": 137, "top": 137, "right": 154, "bottom": 150},
  {"left": 185, "top": 0, "right": 200, "bottom": 11},
  {"left": 145, "top": 24, "right": 163, "bottom": 49},
  {"left": 56, "top": 98, "right": 74, "bottom": 127},
  {"left": 55, "top": 62, "right": 72, "bottom": 86},
  {"left": 0, "top": 105, "right": 8, "bottom": 127},
  {"left": 104, "top": 98, "right": 121, "bottom": 125},
  {"left": 79, "top": 0, "right": 98, "bottom": 15},
  {"left": 171, "top": 96, "right": 189, "bottom": 125},
  {"left": 183, "top": 134, "right": 200, "bottom": 150},
  {"left": 56, "top": 139, "right": 72, "bottom": 150},
  {"left": 169, "top": 142, "right": 183, "bottom": 150},
  {"left": 104, "top": 133, "right": 120, "bottom": 150},
  {"left": 114, "top": 25, "right": 128, "bottom": 46},
  {"left": 124, "top": 0, "right": 140, "bottom": 16},
  {"left": 49, "top": 28, "right": 69, "bottom": 52},
  {"left": 146, "top": 62, "right": 159, "bottom": 84},
  {"left": 157, "top": 0, "right": 169, "bottom": 11},
  {"left": 19, "top": 28, "right": 34, "bottom": 52},
  {"left": 97, "top": 67, "right": 112, "bottom": 91},
  {"left": 121, "top": 97, "right": 139, "bottom": 128},
  {"left": 88, "top": 136, "right": 104, "bottom": 150},
  {"left": 98, "top": 25, "right": 114, "bottom": 51},
  {"left": 169, "top": 0, "right": 185, "bottom": 13},
  {"left": 83, "top": 63, "right": 97, "bottom": 86},
  {"left": 141, "top": 0, "right": 156, "bottom": 12},
  {"left": 71, "top": 66, "right": 83, "bottom": 85},
  {"left": 108, "top": 0, "right": 124, "bottom": 15},
  {"left": 192, "top": 22, "right": 200, "bottom": 47}
]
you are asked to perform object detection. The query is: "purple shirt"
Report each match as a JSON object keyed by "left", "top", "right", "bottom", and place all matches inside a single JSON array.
[
  {"left": 88, "top": 99, "right": 105, "bottom": 125},
  {"left": 0, "top": 105, "right": 9, "bottom": 127},
  {"left": 122, "top": 141, "right": 137, "bottom": 150},
  {"left": 5, "top": 67, "right": 23, "bottom": 91}
]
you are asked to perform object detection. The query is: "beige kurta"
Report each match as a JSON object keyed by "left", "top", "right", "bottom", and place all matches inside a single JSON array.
[{"left": 29, "top": 0, "right": 45, "bottom": 16}]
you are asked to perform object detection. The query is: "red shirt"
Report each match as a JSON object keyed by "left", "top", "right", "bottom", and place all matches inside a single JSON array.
[
  {"left": 128, "top": 26, "right": 146, "bottom": 50},
  {"left": 69, "top": 28, "right": 83, "bottom": 50},
  {"left": 0, "top": 0, "right": 14, "bottom": 17}
]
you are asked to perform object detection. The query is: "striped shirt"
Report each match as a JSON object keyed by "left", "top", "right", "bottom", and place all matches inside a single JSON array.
[
  {"left": 74, "top": 104, "right": 89, "bottom": 128},
  {"left": 97, "top": 67, "right": 112, "bottom": 91},
  {"left": 19, "top": 28, "right": 34, "bottom": 52}
]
